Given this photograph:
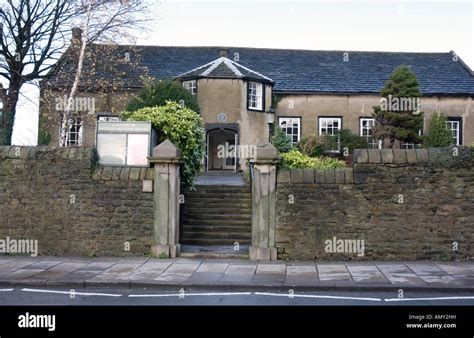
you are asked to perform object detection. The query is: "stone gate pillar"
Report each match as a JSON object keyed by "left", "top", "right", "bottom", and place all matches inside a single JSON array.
[
  {"left": 148, "top": 140, "right": 182, "bottom": 258},
  {"left": 249, "top": 141, "right": 279, "bottom": 261}
]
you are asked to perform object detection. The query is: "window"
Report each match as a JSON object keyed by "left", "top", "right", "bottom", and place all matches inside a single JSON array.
[
  {"left": 278, "top": 117, "right": 301, "bottom": 145},
  {"left": 183, "top": 80, "right": 197, "bottom": 96},
  {"left": 359, "top": 118, "right": 379, "bottom": 149},
  {"left": 446, "top": 117, "right": 462, "bottom": 146},
  {"left": 59, "top": 114, "right": 83, "bottom": 147},
  {"left": 401, "top": 129, "right": 423, "bottom": 149},
  {"left": 98, "top": 116, "right": 120, "bottom": 122},
  {"left": 247, "top": 81, "right": 263, "bottom": 111},
  {"left": 319, "top": 117, "right": 342, "bottom": 152},
  {"left": 400, "top": 143, "right": 416, "bottom": 149}
]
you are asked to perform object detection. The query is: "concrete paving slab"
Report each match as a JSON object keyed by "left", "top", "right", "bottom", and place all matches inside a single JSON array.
[
  {"left": 21, "top": 260, "right": 63, "bottom": 270},
  {"left": 225, "top": 264, "right": 256, "bottom": 275},
  {"left": 0, "top": 260, "right": 39, "bottom": 273},
  {"left": 32, "top": 262, "right": 89, "bottom": 280},
  {"left": 376, "top": 263, "right": 426, "bottom": 284},
  {"left": 1, "top": 269, "right": 44, "bottom": 280},
  {"left": 317, "top": 264, "right": 351, "bottom": 281},
  {"left": 436, "top": 263, "right": 474, "bottom": 276},
  {"left": 418, "top": 275, "right": 459, "bottom": 284},
  {"left": 186, "top": 273, "right": 224, "bottom": 284},
  {"left": 256, "top": 264, "right": 286, "bottom": 275},
  {"left": 196, "top": 263, "right": 229, "bottom": 274},
  {"left": 406, "top": 263, "right": 450, "bottom": 276},
  {"left": 154, "top": 272, "right": 192, "bottom": 283},
  {"left": 286, "top": 265, "right": 317, "bottom": 276},
  {"left": 77, "top": 261, "right": 117, "bottom": 272},
  {"left": 122, "top": 261, "right": 173, "bottom": 281},
  {"left": 87, "top": 262, "right": 144, "bottom": 281},
  {"left": 347, "top": 265, "right": 388, "bottom": 283}
]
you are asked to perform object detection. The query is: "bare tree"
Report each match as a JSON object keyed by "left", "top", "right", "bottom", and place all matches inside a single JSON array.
[
  {"left": 0, "top": 0, "right": 149, "bottom": 146},
  {"left": 59, "top": 0, "right": 149, "bottom": 147}
]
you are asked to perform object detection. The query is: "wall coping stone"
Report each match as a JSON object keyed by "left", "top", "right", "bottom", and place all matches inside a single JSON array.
[
  {"left": 325, "top": 169, "right": 335, "bottom": 183},
  {"left": 335, "top": 168, "right": 345, "bottom": 184},
  {"left": 290, "top": 169, "right": 303, "bottom": 183},
  {"left": 0, "top": 146, "right": 95, "bottom": 161},
  {"left": 91, "top": 166, "right": 153, "bottom": 180},
  {"left": 302, "top": 169, "right": 315, "bottom": 183},
  {"left": 416, "top": 149, "right": 429, "bottom": 163},
  {"left": 353, "top": 147, "right": 472, "bottom": 165},
  {"left": 381, "top": 149, "right": 394, "bottom": 163},
  {"left": 406, "top": 150, "right": 418, "bottom": 164},
  {"left": 277, "top": 170, "right": 291, "bottom": 183},
  {"left": 353, "top": 149, "right": 368, "bottom": 164},
  {"left": 367, "top": 149, "right": 381, "bottom": 163}
]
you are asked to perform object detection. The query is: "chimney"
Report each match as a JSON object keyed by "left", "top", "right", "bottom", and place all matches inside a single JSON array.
[
  {"left": 219, "top": 48, "right": 229, "bottom": 58},
  {"left": 71, "top": 27, "right": 83, "bottom": 45}
]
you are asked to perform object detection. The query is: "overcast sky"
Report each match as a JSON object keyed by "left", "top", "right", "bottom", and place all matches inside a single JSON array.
[{"left": 11, "top": 0, "right": 474, "bottom": 145}]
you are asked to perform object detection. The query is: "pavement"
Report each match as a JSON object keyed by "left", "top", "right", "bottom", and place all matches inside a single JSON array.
[{"left": 0, "top": 256, "right": 473, "bottom": 292}]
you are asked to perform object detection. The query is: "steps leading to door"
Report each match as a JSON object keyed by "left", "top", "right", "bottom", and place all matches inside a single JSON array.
[{"left": 181, "top": 185, "right": 252, "bottom": 247}]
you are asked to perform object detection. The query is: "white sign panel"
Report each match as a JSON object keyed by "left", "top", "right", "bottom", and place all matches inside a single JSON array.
[
  {"left": 127, "top": 134, "right": 149, "bottom": 166},
  {"left": 97, "top": 134, "right": 127, "bottom": 165},
  {"left": 96, "top": 121, "right": 154, "bottom": 167}
]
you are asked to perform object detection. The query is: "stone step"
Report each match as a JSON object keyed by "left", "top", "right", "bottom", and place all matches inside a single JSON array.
[
  {"left": 179, "top": 251, "right": 248, "bottom": 259},
  {"left": 180, "top": 238, "right": 251, "bottom": 246},
  {"left": 185, "top": 202, "right": 251, "bottom": 209},
  {"left": 181, "top": 231, "right": 251, "bottom": 240},
  {"left": 184, "top": 207, "right": 252, "bottom": 214},
  {"left": 182, "top": 219, "right": 251, "bottom": 227},
  {"left": 185, "top": 197, "right": 251, "bottom": 205},
  {"left": 182, "top": 183, "right": 252, "bottom": 247},
  {"left": 186, "top": 191, "right": 251, "bottom": 198},
  {"left": 182, "top": 225, "right": 251, "bottom": 233},
  {"left": 190, "top": 185, "right": 251, "bottom": 193},
  {"left": 183, "top": 213, "right": 251, "bottom": 221},
  {"left": 179, "top": 244, "right": 249, "bottom": 259}
]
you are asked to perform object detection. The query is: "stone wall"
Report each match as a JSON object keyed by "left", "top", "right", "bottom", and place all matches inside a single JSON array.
[
  {"left": 276, "top": 148, "right": 474, "bottom": 261},
  {"left": 0, "top": 146, "right": 154, "bottom": 256}
]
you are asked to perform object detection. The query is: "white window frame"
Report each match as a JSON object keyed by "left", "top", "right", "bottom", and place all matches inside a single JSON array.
[
  {"left": 400, "top": 143, "right": 416, "bottom": 149},
  {"left": 59, "top": 114, "right": 83, "bottom": 147},
  {"left": 278, "top": 117, "right": 301, "bottom": 145},
  {"left": 318, "top": 117, "right": 342, "bottom": 152},
  {"left": 446, "top": 119, "right": 462, "bottom": 146},
  {"left": 359, "top": 118, "right": 378, "bottom": 149},
  {"left": 248, "top": 81, "right": 263, "bottom": 111},
  {"left": 182, "top": 80, "right": 197, "bottom": 96}
]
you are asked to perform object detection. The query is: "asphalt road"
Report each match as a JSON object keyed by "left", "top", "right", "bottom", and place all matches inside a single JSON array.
[{"left": 1, "top": 287, "right": 474, "bottom": 305}]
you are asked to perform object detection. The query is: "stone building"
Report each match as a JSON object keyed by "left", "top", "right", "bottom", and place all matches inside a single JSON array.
[
  {"left": 40, "top": 38, "right": 474, "bottom": 171},
  {"left": 0, "top": 83, "right": 5, "bottom": 142}
]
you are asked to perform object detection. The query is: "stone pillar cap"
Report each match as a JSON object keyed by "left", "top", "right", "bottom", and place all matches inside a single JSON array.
[
  {"left": 251, "top": 140, "right": 279, "bottom": 162},
  {"left": 149, "top": 139, "right": 182, "bottom": 163}
]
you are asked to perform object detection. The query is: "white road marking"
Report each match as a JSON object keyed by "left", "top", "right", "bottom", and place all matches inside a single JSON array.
[
  {"left": 129, "top": 292, "right": 252, "bottom": 298},
  {"left": 255, "top": 292, "right": 382, "bottom": 302},
  {"left": 0, "top": 288, "right": 14, "bottom": 292},
  {"left": 385, "top": 296, "right": 474, "bottom": 302},
  {"left": 21, "top": 288, "right": 122, "bottom": 297}
]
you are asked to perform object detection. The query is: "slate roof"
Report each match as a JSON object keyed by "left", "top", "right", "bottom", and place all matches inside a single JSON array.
[
  {"left": 175, "top": 57, "right": 273, "bottom": 83},
  {"left": 42, "top": 45, "right": 474, "bottom": 95}
]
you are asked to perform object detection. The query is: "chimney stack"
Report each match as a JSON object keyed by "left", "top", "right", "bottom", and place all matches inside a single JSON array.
[
  {"left": 71, "top": 27, "right": 83, "bottom": 45},
  {"left": 219, "top": 48, "right": 229, "bottom": 58}
]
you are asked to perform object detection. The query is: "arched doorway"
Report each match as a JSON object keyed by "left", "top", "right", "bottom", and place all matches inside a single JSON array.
[{"left": 207, "top": 128, "right": 238, "bottom": 171}]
